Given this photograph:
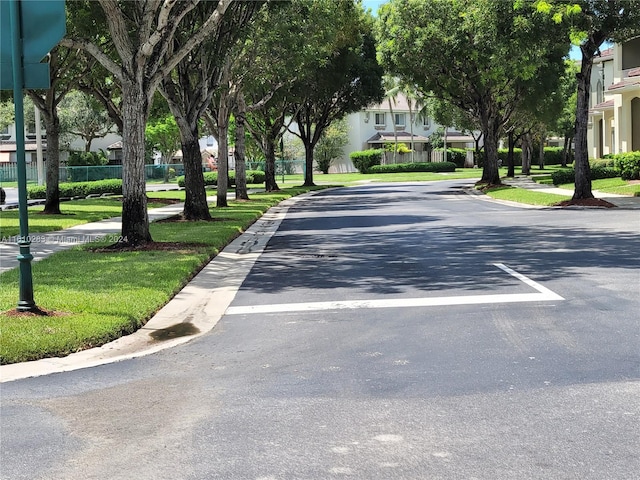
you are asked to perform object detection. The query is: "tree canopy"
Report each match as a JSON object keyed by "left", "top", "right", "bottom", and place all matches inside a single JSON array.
[{"left": 378, "top": 0, "right": 569, "bottom": 184}]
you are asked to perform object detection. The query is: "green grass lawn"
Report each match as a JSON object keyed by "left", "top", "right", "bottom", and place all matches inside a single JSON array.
[
  {"left": 0, "top": 198, "right": 172, "bottom": 238},
  {"left": 0, "top": 187, "right": 324, "bottom": 364},
  {"left": 483, "top": 185, "right": 569, "bottom": 206},
  {"left": 558, "top": 178, "right": 640, "bottom": 196},
  {"left": 284, "top": 169, "right": 487, "bottom": 184}
]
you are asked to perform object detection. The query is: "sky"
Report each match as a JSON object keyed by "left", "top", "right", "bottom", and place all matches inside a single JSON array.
[{"left": 362, "top": 0, "right": 386, "bottom": 15}]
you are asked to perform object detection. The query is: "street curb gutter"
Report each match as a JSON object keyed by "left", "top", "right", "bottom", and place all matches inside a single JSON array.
[{"left": 0, "top": 192, "right": 314, "bottom": 383}]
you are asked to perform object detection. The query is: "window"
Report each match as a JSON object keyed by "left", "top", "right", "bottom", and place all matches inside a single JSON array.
[
  {"left": 374, "top": 113, "right": 385, "bottom": 126},
  {"left": 621, "top": 37, "right": 640, "bottom": 70},
  {"left": 394, "top": 113, "right": 405, "bottom": 128},
  {"left": 422, "top": 116, "right": 430, "bottom": 129},
  {"left": 596, "top": 80, "right": 603, "bottom": 105}
]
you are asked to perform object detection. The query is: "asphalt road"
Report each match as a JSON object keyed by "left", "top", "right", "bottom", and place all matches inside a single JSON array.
[{"left": 1, "top": 180, "right": 639, "bottom": 480}]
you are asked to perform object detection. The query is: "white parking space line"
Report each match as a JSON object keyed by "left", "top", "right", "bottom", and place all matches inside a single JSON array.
[{"left": 225, "top": 264, "right": 564, "bottom": 316}]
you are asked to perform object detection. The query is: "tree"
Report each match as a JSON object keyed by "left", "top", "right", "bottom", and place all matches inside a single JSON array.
[
  {"left": 145, "top": 114, "right": 181, "bottom": 164},
  {"left": 551, "top": 61, "right": 579, "bottom": 167},
  {"left": 26, "top": 46, "right": 93, "bottom": 214},
  {"left": 539, "top": 1, "right": 640, "bottom": 199},
  {"left": 59, "top": 90, "right": 113, "bottom": 152},
  {"left": 292, "top": 11, "right": 384, "bottom": 187},
  {"left": 427, "top": 97, "right": 482, "bottom": 163},
  {"left": 238, "top": 0, "right": 382, "bottom": 191},
  {"left": 160, "top": 1, "right": 262, "bottom": 217},
  {"left": 401, "top": 82, "right": 425, "bottom": 163},
  {"left": 237, "top": 1, "right": 309, "bottom": 192},
  {"left": 61, "top": 0, "right": 234, "bottom": 246},
  {"left": 382, "top": 76, "right": 402, "bottom": 163},
  {"left": 315, "top": 119, "right": 349, "bottom": 174},
  {"left": 378, "top": 0, "right": 569, "bottom": 185},
  {"left": 0, "top": 99, "right": 14, "bottom": 131}
]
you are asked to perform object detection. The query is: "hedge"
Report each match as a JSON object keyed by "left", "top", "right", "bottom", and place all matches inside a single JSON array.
[
  {"left": 176, "top": 170, "right": 265, "bottom": 188},
  {"left": 350, "top": 149, "right": 383, "bottom": 173},
  {"left": 551, "top": 166, "right": 621, "bottom": 185},
  {"left": 590, "top": 158, "right": 617, "bottom": 169},
  {"left": 368, "top": 161, "right": 457, "bottom": 174},
  {"left": 612, "top": 151, "right": 640, "bottom": 180},
  {"left": 27, "top": 179, "right": 123, "bottom": 199},
  {"left": 475, "top": 147, "right": 567, "bottom": 167}
]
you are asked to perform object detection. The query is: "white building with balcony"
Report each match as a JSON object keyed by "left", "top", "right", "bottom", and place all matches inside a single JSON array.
[{"left": 588, "top": 37, "right": 640, "bottom": 158}]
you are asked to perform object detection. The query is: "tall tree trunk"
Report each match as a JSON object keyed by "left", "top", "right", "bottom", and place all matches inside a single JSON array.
[
  {"left": 216, "top": 100, "right": 230, "bottom": 208},
  {"left": 264, "top": 138, "right": 279, "bottom": 192},
  {"left": 120, "top": 81, "right": 151, "bottom": 245},
  {"left": 408, "top": 100, "right": 415, "bottom": 163},
  {"left": 521, "top": 134, "right": 532, "bottom": 175},
  {"left": 295, "top": 107, "right": 317, "bottom": 187},
  {"left": 574, "top": 48, "right": 595, "bottom": 199},
  {"left": 506, "top": 129, "right": 515, "bottom": 178},
  {"left": 538, "top": 134, "right": 545, "bottom": 169},
  {"left": 182, "top": 134, "right": 211, "bottom": 220},
  {"left": 41, "top": 112, "right": 61, "bottom": 214},
  {"left": 562, "top": 136, "right": 569, "bottom": 168},
  {"left": 388, "top": 99, "right": 397, "bottom": 164},
  {"left": 303, "top": 143, "right": 315, "bottom": 187},
  {"left": 480, "top": 112, "right": 501, "bottom": 185},
  {"left": 234, "top": 94, "right": 249, "bottom": 200}
]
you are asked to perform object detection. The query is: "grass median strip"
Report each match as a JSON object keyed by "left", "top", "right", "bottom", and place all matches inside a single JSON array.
[
  {"left": 0, "top": 198, "right": 174, "bottom": 238},
  {"left": 0, "top": 187, "right": 324, "bottom": 364},
  {"left": 558, "top": 178, "right": 640, "bottom": 196},
  {"left": 484, "top": 185, "right": 569, "bottom": 206}
]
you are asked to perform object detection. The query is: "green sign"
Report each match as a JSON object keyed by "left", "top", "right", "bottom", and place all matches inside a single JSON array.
[{"left": 0, "top": 0, "right": 66, "bottom": 89}]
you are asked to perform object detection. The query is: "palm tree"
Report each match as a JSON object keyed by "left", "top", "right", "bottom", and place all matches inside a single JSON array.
[
  {"left": 400, "top": 81, "right": 425, "bottom": 163},
  {"left": 382, "top": 75, "right": 401, "bottom": 163}
]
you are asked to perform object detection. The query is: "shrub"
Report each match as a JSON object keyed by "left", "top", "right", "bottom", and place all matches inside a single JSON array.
[
  {"left": 66, "top": 151, "right": 111, "bottom": 182},
  {"left": 246, "top": 170, "right": 265, "bottom": 184},
  {"left": 67, "top": 151, "right": 108, "bottom": 166},
  {"left": 176, "top": 170, "right": 267, "bottom": 187},
  {"left": 497, "top": 148, "right": 523, "bottom": 166},
  {"left": 28, "top": 179, "right": 123, "bottom": 199},
  {"left": 613, "top": 151, "right": 640, "bottom": 180},
  {"left": 550, "top": 169, "right": 576, "bottom": 185},
  {"left": 591, "top": 166, "right": 620, "bottom": 179},
  {"left": 543, "top": 147, "right": 564, "bottom": 165},
  {"left": 350, "top": 149, "right": 383, "bottom": 173},
  {"left": 551, "top": 166, "right": 621, "bottom": 185},
  {"left": 590, "top": 158, "right": 617, "bottom": 169},
  {"left": 493, "top": 147, "right": 566, "bottom": 167},
  {"left": 368, "top": 161, "right": 456, "bottom": 174}
]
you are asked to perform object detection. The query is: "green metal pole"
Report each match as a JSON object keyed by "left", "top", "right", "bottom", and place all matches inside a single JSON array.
[{"left": 10, "top": 0, "right": 36, "bottom": 311}]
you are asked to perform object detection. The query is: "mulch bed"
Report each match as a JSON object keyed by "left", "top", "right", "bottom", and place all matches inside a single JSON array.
[
  {"left": 554, "top": 198, "right": 617, "bottom": 208},
  {"left": 155, "top": 214, "right": 230, "bottom": 223},
  {"left": 3, "top": 307, "right": 69, "bottom": 318}
]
